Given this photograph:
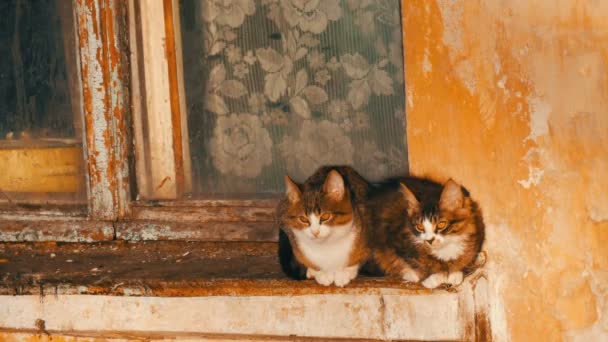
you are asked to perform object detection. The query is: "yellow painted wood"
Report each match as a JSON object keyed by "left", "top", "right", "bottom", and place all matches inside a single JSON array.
[{"left": 0, "top": 146, "right": 83, "bottom": 193}]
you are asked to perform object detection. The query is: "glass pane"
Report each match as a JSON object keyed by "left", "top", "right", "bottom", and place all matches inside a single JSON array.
[
  {"left": 180, "top": 0, "right": 407, "bottom": 194},
  {"left": 0, "top": 0, "right": 85, "bottom": 203}
]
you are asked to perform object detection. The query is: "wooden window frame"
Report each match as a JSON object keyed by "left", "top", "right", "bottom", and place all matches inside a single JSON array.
[
  {"left": 1, "top": 0, "right": 407, "bottom": 243},
  {"left": 0, "top": 0, "right": 130, "bottom": 242},
  {"left": 129, "top": 0, "right": 193, "bottom": 201},
  {"left": 124, "top": 0, "right": 276, "bottom": 242},
  {"left": 0, "top": 0, "right": 275, "bottom": 242}
]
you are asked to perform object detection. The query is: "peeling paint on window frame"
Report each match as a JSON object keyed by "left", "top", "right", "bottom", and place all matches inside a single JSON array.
[
  {"left": 0, "top": 0, "right": 280, "bottom": 243},
  {"left": 0, "top": 0, "right": 131, "bottom": 242}
]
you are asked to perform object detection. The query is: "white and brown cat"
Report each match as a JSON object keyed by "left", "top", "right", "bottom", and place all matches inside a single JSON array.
[
  {"left": 368, "top": 177, "right": 485, "bottom": 289},
  {"left": 277, "top": 166, "right": 370, "bottom": 287}
]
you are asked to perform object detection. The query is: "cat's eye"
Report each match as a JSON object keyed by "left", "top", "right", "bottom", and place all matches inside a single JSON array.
[
  {"left": 298, "top": 216, "right": 310, "bottom": 224},
  {"left": 437, "top": 221, "right": 448, "bottom": 230},
  {"left": 415, "top": 224, "right": 425, "bottom": 232},
  {"left": 319, "top": 213, "right": 332, "bottom": 222}
]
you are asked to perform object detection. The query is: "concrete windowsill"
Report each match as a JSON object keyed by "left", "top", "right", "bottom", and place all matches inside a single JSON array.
[{"left": 0, "top": 241, "right": 487, "bottom": 341}]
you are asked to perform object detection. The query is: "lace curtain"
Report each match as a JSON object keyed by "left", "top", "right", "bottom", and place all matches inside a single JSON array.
[{"left": 180, "top": 0, "right": 407, "bottom": 194}]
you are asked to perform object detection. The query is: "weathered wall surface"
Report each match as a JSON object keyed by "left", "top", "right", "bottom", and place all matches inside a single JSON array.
[{"left": 402, "top": 1, "right": 608, "bottom": 341}]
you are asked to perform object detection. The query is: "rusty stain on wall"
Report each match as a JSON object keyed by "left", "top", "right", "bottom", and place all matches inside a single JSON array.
[{"left": 403, "top": 1, "right": 608, "bottom": 341}]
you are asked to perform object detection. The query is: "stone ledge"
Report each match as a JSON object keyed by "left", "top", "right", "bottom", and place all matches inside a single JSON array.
[
  {"left": 0, "top": 241, "right": 486, "bottom": 340},
  {"left": 0, "top": 291, "right": 468, "bottom": 340}
]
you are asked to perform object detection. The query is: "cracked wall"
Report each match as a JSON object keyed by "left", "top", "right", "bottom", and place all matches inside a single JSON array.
[{"left": 402, "top": 1, "right": 608, "bottom": 341}]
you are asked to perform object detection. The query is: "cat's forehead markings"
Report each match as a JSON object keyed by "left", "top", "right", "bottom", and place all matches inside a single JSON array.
[
  {"left": 309, "top": 212, "right": 319, "bottom": 223},
  {"left": 422, "top": 218, "right": 434, "bottom": 234}
]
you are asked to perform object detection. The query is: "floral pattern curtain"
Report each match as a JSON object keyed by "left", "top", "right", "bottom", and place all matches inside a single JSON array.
[{"left": 180, "top": 0, "right": 407, "bottom": 194}]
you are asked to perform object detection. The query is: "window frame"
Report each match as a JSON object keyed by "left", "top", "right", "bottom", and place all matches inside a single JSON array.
[
  {"left": 129, "top": 0, "right": 192, "bottom": 200},
  {"left": 0, "top": 0, "right": 407, "bottom": 243},
  {"left": 0, "top": 0, "right": 131, "bottom": 241}
]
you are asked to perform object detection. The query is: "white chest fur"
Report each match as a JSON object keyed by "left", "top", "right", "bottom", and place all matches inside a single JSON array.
[
  {"left": 292, "top": 223, "right": 356, "bottom": 271},
  {"left": 431, "top": 235, "right": 466, "bottom": 261}
]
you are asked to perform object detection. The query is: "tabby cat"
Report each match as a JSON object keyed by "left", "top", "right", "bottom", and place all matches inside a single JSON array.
[
  {"left": 368, "top": 177, "right": 484, "bottom": 289},
  {"left": 277, "top": 166, "right": 370, "bottom": 287}
]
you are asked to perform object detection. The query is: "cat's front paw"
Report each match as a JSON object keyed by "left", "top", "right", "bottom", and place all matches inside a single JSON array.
[
  {"left": 401, "top": 269, "right": 420, "bottom": 283},
  {"left": 422, "top": 273, "right": 447, "bottom": 289},
  {"left": 446, "top": 271, "right": 463, "bottom": 286},
  {"left": 313, "top": 270, "right": 335, "bottom": 286},
  {"left": 334, "top": 266, "right": 358, "bottom": 287},
  {"left": 306, "top": 268, "right": 316, "bottom": 279}
]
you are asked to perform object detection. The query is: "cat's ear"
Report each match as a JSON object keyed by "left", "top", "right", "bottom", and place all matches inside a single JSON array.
[
  {"left": 400, "top": 183, "right": 420, "bottom": 216},
  {"left": 284, "top": 175, "right": 301, "bottom": 203},
  {"left": 323, "top": 170, "right": 345, "bottom": 200},
  {"left": 439, "top": 179, "right": 464, "bottom": 211}
]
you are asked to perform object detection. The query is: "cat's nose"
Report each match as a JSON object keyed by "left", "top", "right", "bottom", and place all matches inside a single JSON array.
[
  {"left": 312, "top": 230, "right": 320, "bottom": 237},
  {"left": 426, "top": 237, "right": 435, "bottom": 245}
]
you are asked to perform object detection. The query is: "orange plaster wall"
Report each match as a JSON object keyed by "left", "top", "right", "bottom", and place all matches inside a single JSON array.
[{"left": 402, "top": 1, "right": 608, "bottom": 341}]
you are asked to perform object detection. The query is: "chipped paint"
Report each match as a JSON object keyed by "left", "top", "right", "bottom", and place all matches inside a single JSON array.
[
  {"left": 422, "top": 48, "right": 432, "bottom": 74},
  {"left": 526, "top": 97, "right": 551, "bottom": 142},
  {"left": 115, "top": 221, "right": 276, "bottom": 242},
  {"left": 403, "top": 1, "right": 608, "bottom": 341},
  {"left": 0, "top": 0, "right": 132, "bottom": 242},
  {"left": 517, "top": 165, "right": 544, "bottom": 189},
  {"left": 0, "top": 219, "right": 113, "bottom": 242},
  {"left": 75, "top": 0, "right": 131, "bottom": 220},
  {"left": 119, "top": 223, "right": 173, "bottom": 241},
  {"left": 436, "top": 0, "right": 464, "bottom": 55}
]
